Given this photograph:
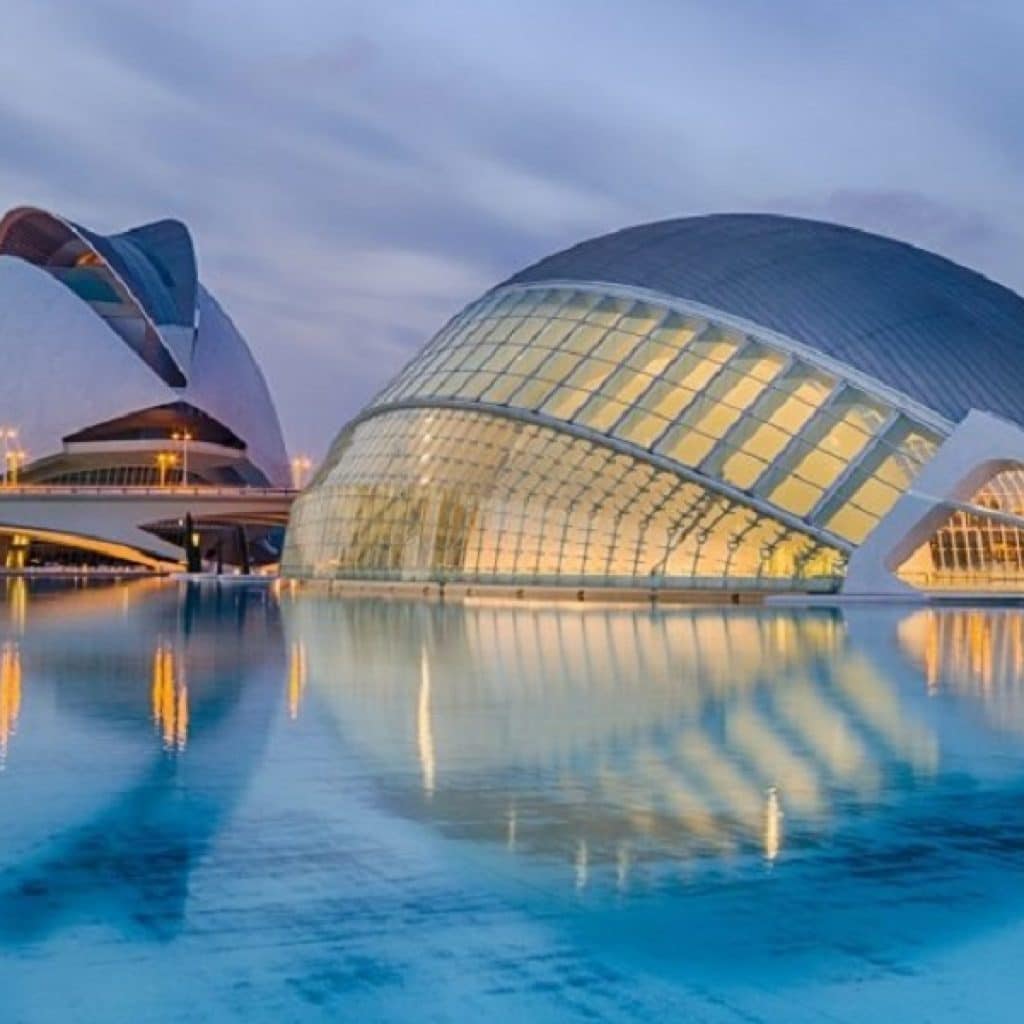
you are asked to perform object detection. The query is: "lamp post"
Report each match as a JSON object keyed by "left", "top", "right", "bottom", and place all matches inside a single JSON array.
[
  {"left": 291, "top": 455, "right": 312, "bottom": 490},
  {"left": 1, "top": 428, "right": 18, "bottom": 486},
  {"left": 172, "top": 430, "right": 193, "bottom": 486},
  {"left": 156, "top": 452, "right": 178, "bottom": 488},
  {"left": 6, "top": 450, "right": 26, "bottom": 487}
]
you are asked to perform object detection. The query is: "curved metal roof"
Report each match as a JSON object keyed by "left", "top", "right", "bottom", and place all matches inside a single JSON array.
[
  {"left": 0, "top": 207, "right": 196, "bottom": 384},
  {"left": 505, "top": 214, "right": 1024, "bottom": 427},
  {"left": 76, "top": 217, "right": 197, "bottom": 329}
]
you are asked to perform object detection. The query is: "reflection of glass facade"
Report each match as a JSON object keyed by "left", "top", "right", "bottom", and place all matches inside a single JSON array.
[
  {"left": 285, "top": 407, "right": 841, "bottom": 586},
  {"left": 285, "top": 281, "right": 942, "bottom": 589},
  {"left": 283, "top": 595, "right": 940, "bottom": 869},
  {"left": 898, "top": 469, "right": 1024, "bottom": 589}
]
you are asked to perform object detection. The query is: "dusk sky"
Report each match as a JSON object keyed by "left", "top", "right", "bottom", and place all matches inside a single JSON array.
[{"left": 4, "top": 0, "right": 1024, "bottom": 458}]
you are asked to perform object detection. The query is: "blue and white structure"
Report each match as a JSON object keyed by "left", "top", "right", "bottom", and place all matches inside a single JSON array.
[
  {"left": 285, "top": 214, "right": 1024, "bottom": 596},
  {"left": 0, "top": 206, "right": 291, "bottom": 567},
  {"left": 0, "top": 206, "right": 288, "bottom": 488}
]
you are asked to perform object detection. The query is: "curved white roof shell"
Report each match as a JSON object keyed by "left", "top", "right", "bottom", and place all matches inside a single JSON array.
[{"left": 0, "top": 207, "right": 289, "bottom": 486}]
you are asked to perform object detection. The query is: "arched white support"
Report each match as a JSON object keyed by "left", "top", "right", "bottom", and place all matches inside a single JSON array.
[{"left": 843, "top": 410, "right": 1024, "bottom": 596}]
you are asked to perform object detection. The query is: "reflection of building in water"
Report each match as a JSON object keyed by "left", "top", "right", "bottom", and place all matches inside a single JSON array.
[
  {"left": 900, "top": 609, "right": 1024, "bottom": 729},
  {"left": 287, "top": 640, "right": 307, "bottom": 721},
  {"left": 417, "top": 645, "right": 435, "bottom": 797},
  {"left": 286, "top": 599, "right": 938, "bottom": 881},
  {"left": 0, "top": 642, "right": 21, "bottom": 767},
  {"left": 151, "top": 642, "right": 187, "bottom": 751}
]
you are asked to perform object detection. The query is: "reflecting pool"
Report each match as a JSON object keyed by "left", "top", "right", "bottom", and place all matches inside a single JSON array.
[{"left": 2, "top": 579, "right": 1024, "bottom": 1021}]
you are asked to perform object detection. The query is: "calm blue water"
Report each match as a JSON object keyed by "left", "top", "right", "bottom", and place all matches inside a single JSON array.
[{"left": 1, "top": 579, "right": 1024, "bottom": 1021}]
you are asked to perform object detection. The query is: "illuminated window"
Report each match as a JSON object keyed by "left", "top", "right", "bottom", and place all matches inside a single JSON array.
[{"left": 898, "top": 468, "right": 1024, "bottom": 589}]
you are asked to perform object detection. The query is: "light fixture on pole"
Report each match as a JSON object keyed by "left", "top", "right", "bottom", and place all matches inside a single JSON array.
[
  {"left": 171, "top": 429, "right": 193, "bottom": 486},
  {"left": 291, "top": 455, "right": 312, "bottom": 490},
  {"left": 0, "top": 428, "right": 18, "bottom": 487},
  {"left": 155, "top": 452, "right": 178, "bottom": 488},
  {"left": 6, "top": 450, "right": 26, "bottom": 487}
]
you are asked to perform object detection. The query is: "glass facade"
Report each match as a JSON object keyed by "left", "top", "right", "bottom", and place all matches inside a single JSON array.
[
  {"left": 282, "top": 408, "right": 841, "bottom": 588},
  {"left": 373, "top": 286, "right": 941, "bottom": 545},
  {"left": 286, "top": 283, "right": 950, "bottom": 591},
  {"left": 898, "top": 469, "right": 1024, "bottom": 590}
]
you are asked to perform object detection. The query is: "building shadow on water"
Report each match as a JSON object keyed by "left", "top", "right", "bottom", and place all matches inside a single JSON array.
[
  {"left": 282, "top": 595, "right": 1024, "bottom": 976},
  {"left": 0, "top": 580, "right": 283, "bottom": 944}
]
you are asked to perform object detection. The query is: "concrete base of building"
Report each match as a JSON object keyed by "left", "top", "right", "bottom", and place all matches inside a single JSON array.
[
  {"left": 285, "top": 578, "right": 771, "bottom": 605},
  {"left": 768, "top": 590, "right": 1024, "bottom": 606}
]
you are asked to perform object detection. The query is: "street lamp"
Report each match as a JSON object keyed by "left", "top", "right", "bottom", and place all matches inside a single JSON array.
[
  {"left": 155, "top": 452, "right": 178, "bottom": 488},
  {"left": 291, "top": 455, "right": 312, "bottom": 490},
  {"left": 171, "top": 430, "right": 193, "bottom": 486},
  {"left": 0, "top": 428, "right": 18, "bottom": 486},
  {"left": 5, "top": 450, "right": 26, "bottom": 487}
]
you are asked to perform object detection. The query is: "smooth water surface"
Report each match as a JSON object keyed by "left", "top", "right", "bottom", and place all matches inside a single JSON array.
[{"left": 2, "top": 579, "right": 1024, "bottom": 1021}]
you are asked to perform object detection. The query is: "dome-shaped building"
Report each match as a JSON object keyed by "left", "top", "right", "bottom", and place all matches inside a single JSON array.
[
  {"left": 284, "top": 214, "right": 1024, "bottom": 596},
  {"left": 0, "top": 206, "right": 291, "bottom": 568}
]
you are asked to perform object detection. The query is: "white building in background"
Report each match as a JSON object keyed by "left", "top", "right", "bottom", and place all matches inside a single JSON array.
[
  {"left": 0, "top": 206, "right": 291, "bottom": 567},
  {"left": 284, "top": 213, "right": 1024, "bottom": 597}
]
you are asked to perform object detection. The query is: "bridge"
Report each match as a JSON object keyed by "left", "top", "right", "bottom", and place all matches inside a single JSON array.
[{"left": 0, "top": 485, "right": 297, "bottom": 569}]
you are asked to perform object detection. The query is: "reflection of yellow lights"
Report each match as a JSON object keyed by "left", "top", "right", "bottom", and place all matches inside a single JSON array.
[
  {"left": 616, "top": 842, "right": 631, "bottom": 891},
  {"left": 302, "top": 604, "right": 953, "bottom": 870},
  {"left": 764, "top": 786, "right": 782, "bottom": 862},
  {"left": 287, "top": 641, "right": 307, "bottom": 720},
  {"left": 0, "top": 642, "right": 21, "bottom": 767},
  {"left": 5, "top": 534, "right": 29, "bottom": 571},
  {"left": 900, "top": 609, "right": 1024, "bottom": 735},
  {"left": 417, "top": 645, "right": 435, "bottom": 797},
  {"left": 574, "top": 838, "right": 589, "bottom": 891},
  {"left": 7, "top": 576, "right": 26, "bottom": 633},
  {"left": 151, "top": 643, "right": 187, "bottom": 751}
]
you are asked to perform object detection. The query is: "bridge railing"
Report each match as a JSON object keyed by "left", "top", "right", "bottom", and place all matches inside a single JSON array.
[{"left": 0, "top": 485, "right": 299, "bottom": 498}]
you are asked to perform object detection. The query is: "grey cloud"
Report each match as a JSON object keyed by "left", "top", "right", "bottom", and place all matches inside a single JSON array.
[{"left": 2, "top": 0, "right": 1024, "bottom": 459}]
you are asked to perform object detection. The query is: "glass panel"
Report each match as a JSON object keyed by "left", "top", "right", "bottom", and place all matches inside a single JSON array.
[
  {"left": 508, "top": 377, "right": 558, "bottom": 409},
  {"left": 585, "top": 297, "right": 627, "bottom": 326},
  {"left": 813, "top": 417, "right": 941, "bottom": 540},
  {"left": 640, "top": 380, "right": 697, "bottom": 420},
  {"left": 540, "top": 386, "right": 592, "bottom": 420},
  {"left": 649, "top": 312, "right": 704, "bottom": 349},
  {"left": 602, "top": 367, "right": 654, "bottom": 406},
  {"left": 768, "top": 476, "right": 822, "bottom": 517},
  {"left": 480, "top": 375, "right": 523, "bottom": 404},
  {"left": 536, "top": 350, "right": 582, "bottom": 383},
  {"left": 561, "top": 323, "right": 607, "bottom": 355},
  {"left": 656, "top": 424, "right": 718, "bottom": 467},
  {"left": 565, "top": 357, "right": 616, "bottom": 393},
  {"left": 617, "top": 302, "right": 663, "bottom": 336},
  {"left": 662, "top": 351, "right": 726, "bottom": 391},
  {"left": 593, "top": 330, "right": 642, "bottom": 363},
  {"left": 533, "top": 320, "right": 574, "bottom": 349},
  {"left": 576, "top": 395, "right": 630, "bottom": 432},
  {"left": 718, "top": 449, "right": 769, "bottom": 490},
  {"left": 617, "top": 410, "right": 671, "bottom": 448},
  {"left": 626, "top": 338, "right": 677, "bottom": 376}
]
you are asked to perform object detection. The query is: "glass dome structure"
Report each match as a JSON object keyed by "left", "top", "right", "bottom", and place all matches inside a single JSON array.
[{"left": 284, "top": 215, "right": 1024, "bottom": 595}]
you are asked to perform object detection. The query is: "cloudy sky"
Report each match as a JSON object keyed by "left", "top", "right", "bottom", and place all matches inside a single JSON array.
[{"left": 3, "top": 0, "right": 1024, "bottom": 457}]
